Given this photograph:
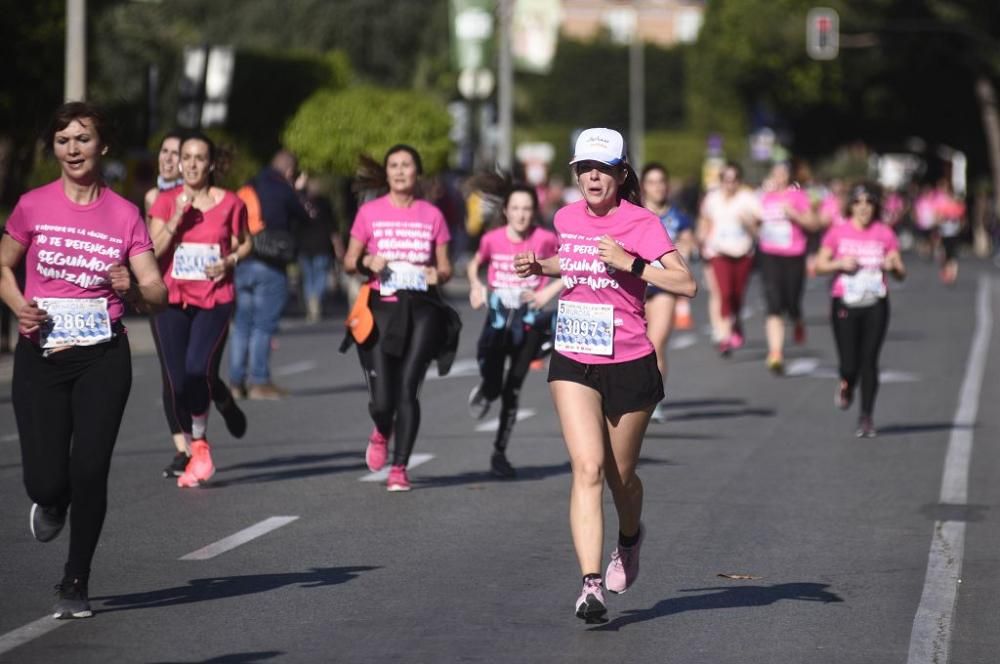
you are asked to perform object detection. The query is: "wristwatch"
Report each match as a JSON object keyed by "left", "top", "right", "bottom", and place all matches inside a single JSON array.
[{"left": 630, "top": 256, "right": 647, "bottom": 277}]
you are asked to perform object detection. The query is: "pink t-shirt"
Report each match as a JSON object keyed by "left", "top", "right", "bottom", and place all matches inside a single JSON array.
[
  {"left": 477, "top": 225, "right": 558, "bottom": 292},
  {"left": 821, "top": 221, "right": 899, "bottom": 298},
  {"left": 350, "top": 195, "right": 451, "bottom": 299},
  {"left": 759, "top": 187, "right": 811, "bottom": 256},
  {"left": 553, "top": 199, "right": 675, "bottom": 364},
  {"left": 5, "top": 180, "right": 153, "bottom": 335},
  {"left": 149, "top": 187, "right": 246, "bottom": 308}
]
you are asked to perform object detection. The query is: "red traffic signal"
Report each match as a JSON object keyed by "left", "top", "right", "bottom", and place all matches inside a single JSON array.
[{"left": 806, "top": 7, "right": 839, "bottom": 60}]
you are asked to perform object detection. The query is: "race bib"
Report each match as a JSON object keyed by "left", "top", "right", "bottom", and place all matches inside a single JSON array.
[
  {"left": 939, "top": 220, "right": 961, "bottom": 237},
  {"left": 841, "top": 268, "right": 886, "bottom": 307},
  {"left": 37, "top": 297, "right": 112, "bottom": 349},
  {"left": 714, "top": 223, "right": 752, "bottom": 257},
  {"left": 172, "top": 243, "right": 221, "bottom": 280},
  {"left": 554, "top": 300, "right": 614, "bottom": 356},
  {"left": 761, "top": 219, "right": 793, "bottom": 249},
  {"left": 380, "top": 262, "right": 428, "bottom": 296},
  {"left": 494, "top": 287, "right": 526, "bottom": 310}
]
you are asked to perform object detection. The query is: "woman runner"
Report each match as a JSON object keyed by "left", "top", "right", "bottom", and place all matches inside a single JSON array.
[
  {"left": 639, "top": 162, "right": 694, "bottom": 421},
  {"left": 1, "top": 102, "right": 166, "bottom": 618},
  {"left": 147, "top": 131, "right": 252, "bottom": 487},
  {"left": 815, "top": 183, "right": 905, "bottom": 437},
  {"left": 515, "top": 128, "right": 696, "bottom": 622},
  {"left": 466, "top": 180, "right": 561, "bottom": 477},
  {"left": 146, "top": 132, "right": 247, "bottom": 478},
  {"left": 344, "top": 145, "right": 454, "bottom": 492}
]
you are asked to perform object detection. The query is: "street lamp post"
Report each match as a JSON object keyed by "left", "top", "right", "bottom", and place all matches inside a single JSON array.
[{"left": 65, "top": 0, "right": 87, "bottom": 101}]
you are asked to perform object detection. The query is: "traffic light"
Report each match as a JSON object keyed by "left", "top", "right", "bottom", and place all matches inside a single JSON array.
[{"left": 806, "top": 7, "right": 839, "bottom": 60}]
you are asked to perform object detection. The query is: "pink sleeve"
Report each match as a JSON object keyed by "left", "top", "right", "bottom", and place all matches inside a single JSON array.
[
  {"left": 541, "top": 231, "right": 559, "bottom": 259},
  {"left": 148, "top": 192, "right": 174, "bottom": 221},
  {"left": 793, "top": 190, "right": 811, "bottom": 213},
  {"left": 3, "top": 200, "right": 29, "bottom": 245},
  {"left": 820, "top": 225, "right": 840, "bottom": 252},
  {"left": 433, "top": 207, "right": 451, "bottom": 245},
  {"left": 126, "top": 213, "right": 154, "bottom": 258},
  {"left": 882, "top": 226, "right": 899, "bottom": 253},
  {"left": 232, "top": 199, "right": 248, "bottom": 237},
  {"left": 349, "top": 205, "right": 371, "bottom": 243}
]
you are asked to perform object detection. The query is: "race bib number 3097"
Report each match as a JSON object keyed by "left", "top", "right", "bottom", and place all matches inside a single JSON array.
[
  {"left": 554, "top": 300, "right": 614, "bottom": 356},
  {"left": 37, "top": 297, "right": 112, "bottom": 349}
]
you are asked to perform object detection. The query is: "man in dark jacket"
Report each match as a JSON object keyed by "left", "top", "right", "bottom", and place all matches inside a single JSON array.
[{"left": 229, "top": 150, "right": 311, "bottom": 400}]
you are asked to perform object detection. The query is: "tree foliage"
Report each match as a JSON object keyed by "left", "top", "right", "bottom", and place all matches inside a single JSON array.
[{"left": 283, "top": 86, "right": 453, "bottom": 176}]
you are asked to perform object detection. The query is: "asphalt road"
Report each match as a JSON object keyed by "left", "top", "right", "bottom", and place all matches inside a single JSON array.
[{"left": 1, "top": 257, "right": 998, "bottom": 664}]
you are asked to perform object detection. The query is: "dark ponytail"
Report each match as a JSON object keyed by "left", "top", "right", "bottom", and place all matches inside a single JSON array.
[{"left": 617, "top": 163, "right": 642, "bottom": 206}]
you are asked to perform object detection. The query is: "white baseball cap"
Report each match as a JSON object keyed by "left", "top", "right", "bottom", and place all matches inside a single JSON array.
[{"left": 569, "top": 128, "right": 627, "bottom": 167}]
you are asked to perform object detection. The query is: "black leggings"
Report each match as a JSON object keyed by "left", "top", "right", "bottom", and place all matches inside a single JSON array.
[
  {"left": 356, "top": 295, "right": 442, "bottom": 466},
  {"left": 477, "top": 319, "right": 545, "bottom": 452},
  {"left": 831, "top": 298, "right": 889, "bottom": 417},
  {"left": 760, "top": 252, "right": 806, "bottom": 319},
  {"left": 13, "top": 333, "right": 132, "bottom": 579},
  {"left": 151, "top": 317, "right": 232, "bottom": 435},
  {"left": 152, "top": 303, "right": 234, "bottom": 436}
]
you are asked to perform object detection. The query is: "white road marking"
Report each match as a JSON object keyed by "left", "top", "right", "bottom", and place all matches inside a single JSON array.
[
  {"left": 359, "top": 453, "right": 434, "bottom": 482},
  {"left": 425, "top": 358, "right": 479, "bottom": 381},
  {"left": 785, "top": 357, "right": 820, "bottom": 376},
  {"left": 668, "top": 333, "right": 697, "bottom": 350},
  {"left": 0, "top": 616, "right": 67, "bottom": 658},
  {"left": 475, "top": 409, "right": 537, "bottom": 432},
  {"left": 273, "top": 360, "right": 317, "bottom": 377},
  {"left": 907, "top": 274, "right": 992, "bottom": 664},
  {"left": 179, "top": 516, "right": 299, "bottom": 561},
  {"left": 806, "top": 366, "right": 920, "bottom": 383}
]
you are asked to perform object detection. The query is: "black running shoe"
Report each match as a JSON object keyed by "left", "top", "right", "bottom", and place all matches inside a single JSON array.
[
  {"left": 163, "top": 452, "right": 190, "bottom": 478},
  {"left": 30, "top": 504, "right": 67, "bottom": 543},
  {"left": 53, "top": 577, "right": 92, "bottom": 619},
  {"left": 490, "top": 451, "right": 516, "bottom": 479},
  {"left": 216, "top": 394, "right": 248, "bottom": 438}
]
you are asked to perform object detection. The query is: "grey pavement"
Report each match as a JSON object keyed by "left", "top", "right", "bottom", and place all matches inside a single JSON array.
[{"left": 1, "top": 258, "right": 999, "bottom": 663}]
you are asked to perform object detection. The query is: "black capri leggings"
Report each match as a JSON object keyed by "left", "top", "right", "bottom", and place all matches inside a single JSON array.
[
  {"left": 759, "top": 252, "right": 806, "bottom": 319},
  {"left": 152, "top": 303, "right": 234, "bottom": 436},
  {"left": 831, "top": 298, "right": 889, "bottom": 417},
  {"left": 356, "top": 293, "right": 443, "bottom": 467},
  {"left": 13, "top": 332, "right": 132, "bottom": 579},
  {"left": 477, "top": 318, "right": 545, "bottom": 452},
  {"left": 151, "top": 318, "right": 232, "bottom": 435}
]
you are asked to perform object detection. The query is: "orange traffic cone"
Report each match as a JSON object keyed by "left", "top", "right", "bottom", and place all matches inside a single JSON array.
[{"left": 674, "top": 298, "right": 693, "bottom": 330}]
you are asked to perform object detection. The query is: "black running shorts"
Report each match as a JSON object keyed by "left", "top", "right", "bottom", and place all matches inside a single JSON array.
[{"left": 547, "top": 351, "right": 664, "bottom": 420}]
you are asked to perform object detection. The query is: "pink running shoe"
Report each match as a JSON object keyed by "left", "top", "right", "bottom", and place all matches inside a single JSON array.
[
  {"left": 386, "top": 464, "right": 411, "bottom": 492},
  {"left": 177, "top": 439, "right": 214, "bottom": 488},
  {"left": 605, "top": 525, "right": 644, "bottom": 594},
  {"left": 574, "top": 577, "right": 607, "bottom": 622},
  {"left": 366, "top": 428, "right": 388, "bottom": 472},
  {"left": 729, "top": 331, "right": 744, "bottom": 350}
]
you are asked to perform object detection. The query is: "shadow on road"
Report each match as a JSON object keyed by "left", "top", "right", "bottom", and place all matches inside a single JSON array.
[
  {"left": 93, "top": 566, "right": 378, "bottom": 613},
  {"left": 877, "top": 422, "right": 973, "bottom": 436},
  {"left": 666, "top": 408, "right": 775, "bottom": 422},
  {"left": 660, "top": 398, "right": 745, "bottom": 409},
  {"left": 412, "top": 457, "right": 677, "bottom": 490},
  {"left": 208, "top": 451, "right": 365, "bottom": 487},
  {"left": 286, "top": 383, "right": 367, "bottom": 398},
  {"left": 148, "top": 650, "right": 283, "bottom": 664},
  {"left": 589, "top": 581, "right": 843, "bottom": 632}
]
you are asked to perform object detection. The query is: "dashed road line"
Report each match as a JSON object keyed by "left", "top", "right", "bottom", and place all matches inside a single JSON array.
[
  {"left": 359, "top": 453, "right": 434, "bottom": 482},
  {"left": 475, "top": 409, "right": 537, "bottom": 432},
  {"left": 179, "top": 516, "right": 300, "bottom": 561}
]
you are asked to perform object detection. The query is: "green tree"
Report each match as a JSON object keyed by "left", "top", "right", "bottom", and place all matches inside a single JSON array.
[{"left": 283, "top": 86, "right": 453, "bottom": 176}]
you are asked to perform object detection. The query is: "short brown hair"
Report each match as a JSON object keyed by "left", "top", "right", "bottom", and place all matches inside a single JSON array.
[{"left": 46, "top": 101, "right": 114, "bottom": 152}]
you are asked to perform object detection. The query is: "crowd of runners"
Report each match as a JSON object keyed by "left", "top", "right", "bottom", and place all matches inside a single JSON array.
[{"left": 1, "top": 101, "right": 972, "bottom": 622}]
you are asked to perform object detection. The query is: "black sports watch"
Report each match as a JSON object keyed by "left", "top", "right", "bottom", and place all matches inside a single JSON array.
[{"left": 630, "top": 256, "right": 647, "bottom": 277}]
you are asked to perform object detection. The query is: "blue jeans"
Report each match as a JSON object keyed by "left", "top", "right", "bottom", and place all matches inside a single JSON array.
[
  {"left": 298, "top": 254, "right": 331, "bottom": 302},
  {"left": 229, "top": 258, "right": 288, "bottom": 386}
]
